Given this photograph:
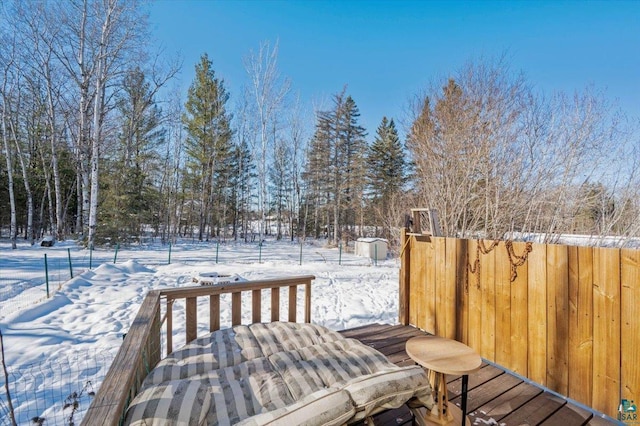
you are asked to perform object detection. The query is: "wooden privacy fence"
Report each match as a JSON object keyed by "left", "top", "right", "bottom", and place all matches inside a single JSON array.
[{"left": 399, "top": 229, "right": 639, "bottom": 419}]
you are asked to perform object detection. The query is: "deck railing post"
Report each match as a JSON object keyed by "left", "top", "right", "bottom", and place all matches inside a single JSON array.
[{"left": 305, "top": 279, "right": 311, "bottom": 323}]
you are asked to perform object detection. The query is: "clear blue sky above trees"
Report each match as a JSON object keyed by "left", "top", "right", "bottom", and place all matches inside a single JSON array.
[{"left": 149, "top": 0, "right": 639, "bottom": 138}]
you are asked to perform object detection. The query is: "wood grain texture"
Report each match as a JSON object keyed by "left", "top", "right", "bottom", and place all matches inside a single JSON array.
[
  {"left": 546, "top": 243, "right": 569, "bottom": 395},
  {"left": 435, "top": 237, "right": 447, "bottom": 336},
  {"left": 510, "top": 241, "right": 529, "bottom": 377},
  {"left": 621, "top": 248, "right": 639, "bottom": 412},
  {"left": 467, "top": 239, "right": 482, "bottom": 353},
  {"left": 592, "top": 247, "right": 620, "bottom": 416},
  {"left": 495, "top": 241, "right": 512, "bottom": 368},
  {"left": 527, "top": 242, "right": 547, "bottom": 386},
  {"left": 480, "top": 241, "right": 497, "bottom": 362},
  {"left": 568, "top": 246, "right": 593, "bottom": 406}
]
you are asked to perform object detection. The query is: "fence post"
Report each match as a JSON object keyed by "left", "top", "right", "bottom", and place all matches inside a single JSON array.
[
  {"left": 67, "top": 248, "right": 73, "bottom": 279},
  {"left": 113, "top": 243, "right": 119, "bottom": 263},
  {"left": 399, "top": 228, "right": 411, "bottom": 325},
  {"left": 299, "top": 240, "right": 303, "bottom": 265},
  {"left": 339, "top": 243, "right": 342, "bottom": 265},
  {"left": 259, "top": 241, "right": 263, "bottom": 264},
  {"left": 168, "top": 242, "right": 172, "bottom": 265},
  {"left": 89, "top": 244, "right": 93, "bottom": 269},
  {"left": 44, "top": 254, "right": 50, "bottom": 298},
  {"left": 216, "top": 240, "right": 219, "bottom": 264},
  {"left": 374, "top": 244, "right": 378, "bottom": 266}
]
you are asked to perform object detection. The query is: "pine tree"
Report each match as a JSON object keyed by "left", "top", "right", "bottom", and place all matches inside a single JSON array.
[
  {"left": 336, "top": 95, "right": 367, "bottom": 240},
  {"left": 183, "top": 54, "right": 233, "bottom": 241},
  {"left": 228, "top": 138, "right": 255, "bottom": 241},
  {"left": 98, "top": 67, "right": 165, "bottom": 244},
  {"left": 367, "top": 116, "right": 408, "bottom": 236},
  {"left": 302, "top": 90, "right": 367, "bottom": 243}
]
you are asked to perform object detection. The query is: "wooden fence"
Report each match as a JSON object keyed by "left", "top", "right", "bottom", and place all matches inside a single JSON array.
[{"left": 399, "top": 230, "right": 639, "bottom": 419}]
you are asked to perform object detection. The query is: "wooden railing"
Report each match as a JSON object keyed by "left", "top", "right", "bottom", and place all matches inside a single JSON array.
[
  {"left": 81, "top": 275, "right": 315, "bottom": 426},
  {"left": 399, "top": 229, "right": 639, "bottom": 419}
]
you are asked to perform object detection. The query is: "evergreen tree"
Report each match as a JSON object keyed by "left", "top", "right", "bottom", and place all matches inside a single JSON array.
[
  {"left": 98, "top": 67, "right": 165, "bottom": 244},
  {"left": 337, "top": 95, "right": 367, "bottom": 239},
  {"left": 228, "top": 138, "right": 255, "bottom": 241},
  {"left": 367, "top": 117, "right": 408, "bottom": 236},
  {"left": 183, "top": 54, "right": 233, "bottom": 241},
  {"left": 302, "top": 89, "right": 367, "bottom": 243}
]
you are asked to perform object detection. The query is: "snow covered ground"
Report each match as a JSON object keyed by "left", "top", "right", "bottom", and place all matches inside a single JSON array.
[{"left": 0, "top": 238, "right": 401, "bottom": 425}]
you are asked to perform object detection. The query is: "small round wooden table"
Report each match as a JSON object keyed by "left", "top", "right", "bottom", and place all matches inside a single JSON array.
[{"left": 406, "top": 336, "right": 482, "bottom": 426}]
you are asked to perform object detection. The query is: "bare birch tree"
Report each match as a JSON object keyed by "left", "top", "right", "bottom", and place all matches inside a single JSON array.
[{"left": 244, "top": 40, "right": 290, "bottom": 239}]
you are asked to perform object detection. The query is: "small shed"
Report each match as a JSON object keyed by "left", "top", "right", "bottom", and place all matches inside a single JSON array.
[{"left": 355, "top": 238, "right": 388, "bottom": 261}]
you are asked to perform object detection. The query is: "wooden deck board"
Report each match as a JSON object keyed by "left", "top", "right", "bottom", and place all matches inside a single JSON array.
[
  {"left": 539, "top": 402, "right": 594, "bottom": 426},
  {"left": 343, "top": 324, "right": 618, "bottom": 426}
]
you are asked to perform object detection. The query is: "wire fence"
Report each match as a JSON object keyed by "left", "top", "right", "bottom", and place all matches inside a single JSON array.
[
  {"left": 0, "top": 238, "right": 393, "bottom": 425},
  {"left": 0, "top": 348, "right": 118, "bottom": 426},
  {"left": 0, "top": 238, "right": 389, "bottom": 320}
]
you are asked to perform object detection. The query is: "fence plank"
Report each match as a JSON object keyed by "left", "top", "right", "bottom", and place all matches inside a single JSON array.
[
  {"left": 527, "top": 242, "right": 547, "bottom": 386},
  {"left": 424, "top": 239, "right": 437, "bottom": 334},
  {"left": 480, "top": 241, "right": 497, "bottom": 362},
  {"left": 495, "top": 241, "right": 513, "bottom": 367},
  {"left": 444, "top": 238, "right": 457, "bottom": 340},
  {"left": 510, "top": 241, "right": 529, "bottom": 377},
  {"left": 455, "top": 238, "right": 468, "bottom": 343},
  {"left": 546, "top": 244, "right": 569, "bottom": 395},
  {"left": 409, "top": 237, "right": 424, "bottom": 328},
  {"left": 568, "top": 246, "right": 593, "bottom": 406},
  {"left": 621, "top": 248, "right": 639, "bottom": 414},
  {"left": 435, "top": 238, "right": 447, "bottom": 336},
  {"left": 467, "top": 239, "right": 482, "bottom": 351},
  {"left": 592, "top": 247, "right": 621, "bottom": 416}
]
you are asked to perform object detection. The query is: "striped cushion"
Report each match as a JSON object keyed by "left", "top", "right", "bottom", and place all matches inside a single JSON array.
[
  {"left": 126, "top": 322, "right": 434, "bottom": 425},
  {"left": 141, "top": 325, "right": 263, "bottom": 390},
  {"left": 124, "top": 379, "right": 211, "bottom": 426},
  {"left": 195, "top": 357, "right": 296, "bottom": 424},
  {"left": 141, "top": 322, "right": 344, "bottom": 390},
  {"left": 340, "top": 366, "right": 435, "bottom": 420},
  {"left": 235, "top": 388, "right": 356, "bottom": 426}
]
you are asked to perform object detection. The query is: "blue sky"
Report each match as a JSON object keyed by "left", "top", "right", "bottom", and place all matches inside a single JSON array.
[{"left": 149, "top": 0, "right": 639, "bottom": 139}]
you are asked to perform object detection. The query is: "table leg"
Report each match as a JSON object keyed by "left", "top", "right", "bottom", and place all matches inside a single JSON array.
[{"left": 461, "top": 375, "right": 469, "bottom": 426}]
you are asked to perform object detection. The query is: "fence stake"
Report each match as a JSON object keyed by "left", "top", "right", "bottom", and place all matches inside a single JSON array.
[
  {"left": 374, "top": 245, "right": 378, "bottom": 266},
  {"left": 89, "top": 244, "right": 93, "bottom": 269},
  {"left": 216, "top": 240, "right": 219, "bottom": 264},
  {"left": 44, "top": 254, "right": 50, "bottom": 298},
  {"left": 67, "top": 248, "right": 74, "bottom": 279},
  {"left": 299, "top": 240, "right": 303, "bottom": 265},
  {"left": 339, "top": 243, "right": 342, "bottom": 265},
  {"left": 259, "top": 241, "right": 263, "bottom": 264},
  {"left": 168, "top": 242, "right": 172, "bottom": 264},
  {"left": 113, "top": 243, "right": 119, "bottom": 264}
]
